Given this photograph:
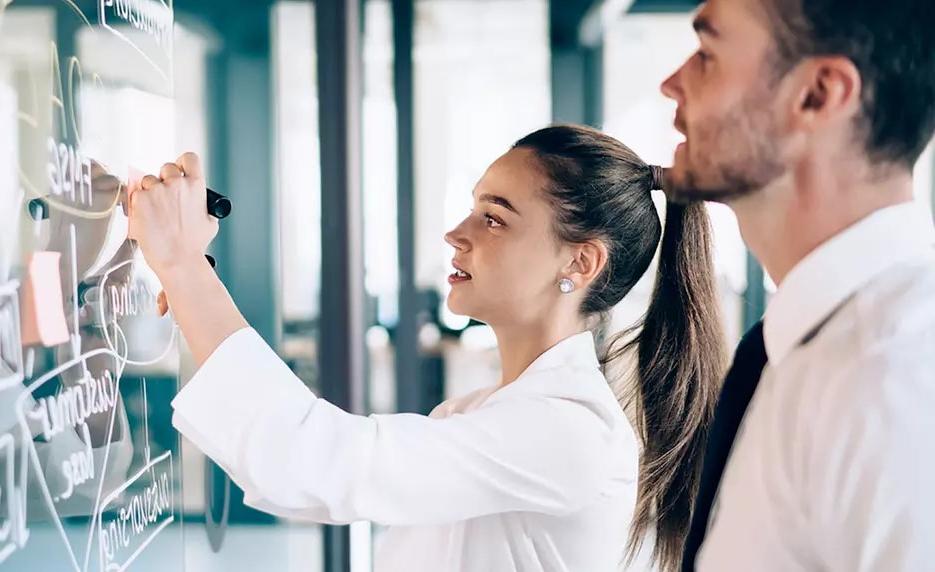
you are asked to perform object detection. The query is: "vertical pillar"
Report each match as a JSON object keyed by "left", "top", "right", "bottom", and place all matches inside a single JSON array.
[
  {"left": 392, "top": 0, "right": 423, "bottom": 413},
  {"left": 316, "top": 0, "right": 365, "bottom": 569}
]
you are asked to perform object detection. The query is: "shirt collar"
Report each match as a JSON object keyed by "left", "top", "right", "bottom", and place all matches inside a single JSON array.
[
  {"left": 764, "top": 200, "right": 935, "bottom": 365},
  {"left": 522, "top": 331, "right": 600, "bottom": 376}
]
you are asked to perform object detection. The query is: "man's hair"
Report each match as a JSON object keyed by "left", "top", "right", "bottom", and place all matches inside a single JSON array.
[{"left": 761, "top": 0, "right": 935, "bottom": 168}]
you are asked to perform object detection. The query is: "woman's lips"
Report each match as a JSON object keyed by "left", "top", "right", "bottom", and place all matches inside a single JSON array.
[{"left": 448, "top": 269, "right": 472, "bottom": 284}]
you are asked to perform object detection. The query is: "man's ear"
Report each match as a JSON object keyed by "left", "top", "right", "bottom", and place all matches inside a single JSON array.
[{"left": 791, "top": 56, "right": 862, "bottom": 130}]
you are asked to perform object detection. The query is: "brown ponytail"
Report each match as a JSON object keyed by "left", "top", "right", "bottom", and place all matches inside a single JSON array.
[
  {"left": 514, "top": 125, "right": 727, "bottom": 572},
  {"left": 607, "top": 201, "right": 727, "bottom": 570}
]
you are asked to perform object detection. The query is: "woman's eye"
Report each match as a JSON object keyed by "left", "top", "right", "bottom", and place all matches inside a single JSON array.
[
  {"left": 696, "top": 49, "right": 711, "bottom": 67},
  {"left": 484, "top": 214, "right": 504, "bottom": 228}
]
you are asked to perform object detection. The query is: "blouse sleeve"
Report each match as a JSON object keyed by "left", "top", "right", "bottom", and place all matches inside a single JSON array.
[{"left": 171, "top": 328, "right": 618, "bottom": 526}]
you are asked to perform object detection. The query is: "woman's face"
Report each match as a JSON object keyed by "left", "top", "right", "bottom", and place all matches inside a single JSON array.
[{"left": 444, "top": 148, "right": 572, "bottom": 327}]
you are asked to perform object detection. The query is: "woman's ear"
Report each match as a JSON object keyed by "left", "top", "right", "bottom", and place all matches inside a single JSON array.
[{"left": 562, "top": 240, "right": 608, "bottom": 290}]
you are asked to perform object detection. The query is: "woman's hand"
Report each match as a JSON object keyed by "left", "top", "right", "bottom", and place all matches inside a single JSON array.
[
  {"left": 128, "top": 152, "right": 218, "bottom": 278},
  {"left": 126, "top": 152, "right": 247, "bottom": 366}
]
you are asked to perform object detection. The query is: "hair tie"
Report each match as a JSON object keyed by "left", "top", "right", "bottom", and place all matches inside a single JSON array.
[{"left": 648, "top": 165, "right": 665, "bottom": 191}]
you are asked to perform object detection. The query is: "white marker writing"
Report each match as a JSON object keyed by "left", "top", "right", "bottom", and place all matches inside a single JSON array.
[
  {"left": 25, "top": 368, "right": 118, "bottom": 442},
  {"left": 46, "top": 137, "right": 92, "bottom": 207},
  {"left": 103, "top": 0, "right": 172, "bottom": 49},
  {"left": 99, "top": 469, "right": 171, "bottom": 563},
  {"left": 109, "top": 282, "right": 157, "bottom": 321},
  {"left": 58, "top": 423, "right": 95, "bottom": 502}
]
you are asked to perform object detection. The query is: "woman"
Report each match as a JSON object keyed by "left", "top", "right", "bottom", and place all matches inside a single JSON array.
[{"left": 129, "top": 125, "right": 727, "bottom": 571}]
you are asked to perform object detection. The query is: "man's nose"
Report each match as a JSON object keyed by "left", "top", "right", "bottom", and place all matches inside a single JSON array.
[{"left": 660, "top": 65, "right": 684, "bottom": 102}]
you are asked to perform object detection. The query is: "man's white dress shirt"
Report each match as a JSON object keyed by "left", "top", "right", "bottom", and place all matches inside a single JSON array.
[
  {"left": 172, "top": 330, "right": 639, "bottom": 572},
  {"left": 698, "top": 201, "right": 935, "bottom": 571}
]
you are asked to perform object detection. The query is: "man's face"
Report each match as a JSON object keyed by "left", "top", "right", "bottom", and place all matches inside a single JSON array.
[{"left": 661, "top": 0, "right": 790, "bottom": 203}]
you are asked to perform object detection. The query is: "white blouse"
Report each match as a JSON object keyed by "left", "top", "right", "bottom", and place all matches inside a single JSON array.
[{"left": 172, "top": 328, "right": 639, "bottom": 572}]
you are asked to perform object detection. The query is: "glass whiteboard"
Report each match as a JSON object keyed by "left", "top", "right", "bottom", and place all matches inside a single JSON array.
[{"left": 0, "top": 0, "right": 185, "bottom": 570}]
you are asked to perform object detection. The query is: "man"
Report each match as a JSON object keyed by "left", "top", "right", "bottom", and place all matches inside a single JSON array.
[{"left": 661, "top": 0, "right": 935, "bottom": 570}]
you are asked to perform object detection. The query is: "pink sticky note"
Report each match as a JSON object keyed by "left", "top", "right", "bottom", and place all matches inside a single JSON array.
[{"left": 19, "top": 252, "right": 70, "bottom": 347}]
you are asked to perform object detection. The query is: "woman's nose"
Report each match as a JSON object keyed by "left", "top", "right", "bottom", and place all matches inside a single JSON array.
[{"left": 444, "top": 220, "right": 471, "bottom": 252}]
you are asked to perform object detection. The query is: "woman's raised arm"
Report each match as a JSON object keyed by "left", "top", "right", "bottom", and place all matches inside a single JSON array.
[{"left": 127, "top": 152, "right": 247, "bottom": 367}]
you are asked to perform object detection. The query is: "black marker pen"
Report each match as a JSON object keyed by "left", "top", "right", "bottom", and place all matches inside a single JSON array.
[
  {"left": 204, "top": 189, "right": 230, "bottom": 269},
  {"left": 28, "top": 188, "right": 232, "bottom": 221},
  {"left": 206, "top": 188, "right": 231, "bottom": 219}
]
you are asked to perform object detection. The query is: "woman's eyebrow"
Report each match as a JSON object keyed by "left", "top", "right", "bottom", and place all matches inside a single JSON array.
[{"left": 476, "top": 193, "right": 521, "bottom": 216}]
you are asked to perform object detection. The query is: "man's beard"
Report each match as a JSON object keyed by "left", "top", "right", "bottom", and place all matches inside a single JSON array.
[{"left": 666, "top": 93, "right": 786, "bottom": 205}]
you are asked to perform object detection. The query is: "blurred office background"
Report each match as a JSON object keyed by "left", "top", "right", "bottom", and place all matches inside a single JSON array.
[{"left": 0, "top": 0, "right": 932, "bottom": 571}]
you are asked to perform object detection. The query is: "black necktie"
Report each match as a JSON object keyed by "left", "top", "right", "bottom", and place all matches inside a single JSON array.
[{"left": 681, "top": 321, "right": 768, "bottom": 572}]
